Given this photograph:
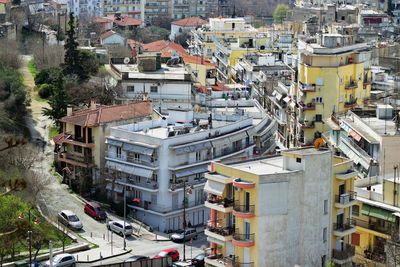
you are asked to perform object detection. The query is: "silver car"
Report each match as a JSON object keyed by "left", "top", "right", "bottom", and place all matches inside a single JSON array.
[
  {"left": 43, "top": 253, "right": 76, "bottom": 267},
  {"left": 170, "top": 228, "right": 198, "bottom": 242},
  {"left": 58, "top": 210, "right": 83, "bottom": 230},
  {"left": 107, "top": 220, "right": 133, "bottom": 236}
]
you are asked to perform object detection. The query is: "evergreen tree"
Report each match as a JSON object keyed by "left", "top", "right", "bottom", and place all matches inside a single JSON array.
[
  {"left": 63, "top": 13, "right": 82, "bottom": 78},
  {"left": 42, "top": 75, "right": 69, "bottom": 126},
  {"left": 273, "top": 4, "right": 289, "bottom": 24}
]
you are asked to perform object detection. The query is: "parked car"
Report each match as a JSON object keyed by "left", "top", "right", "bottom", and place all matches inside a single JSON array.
[
  {"left": 191, "top": 253, "right": 205, "bottom": 267},
  {"left": 107, "top": 220, "right": 133, "bottom": 236},
  {"left": 57, "top": 210, "right": 83, "bottom": 230},
  {"left": 124, "top": 255, "right": 150, "bottom": 262},
  {"left": 153, "top": 249, "right": 180, "bottom": 262},
  {"left": 170, "top": 228, "right": 198, "bottom": 242},
  {"left": 43, "top": 253, "right": 76, "bottom": 267},
  {"left": 84, "top": 202, "right": 107, "bottom": 220}
]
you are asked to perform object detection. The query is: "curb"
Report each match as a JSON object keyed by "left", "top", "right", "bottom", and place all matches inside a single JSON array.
[{"left": 76, "top": 249, "right": 132, "bottom": 263}]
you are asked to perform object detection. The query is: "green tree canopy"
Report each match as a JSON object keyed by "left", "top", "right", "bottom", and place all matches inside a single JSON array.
[
  {"left": 63, "top": 13, "right": 82, "bottom": 79},
  {"left": 42, "top": 74, "right": 69, "bottom": 125},
  {"left": 273, "top": 4, "right": 289, "bottom": 24}
]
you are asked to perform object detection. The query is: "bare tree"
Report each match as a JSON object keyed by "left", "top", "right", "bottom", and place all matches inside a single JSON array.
[
  {"left": 0, "top": 40, "right": 22, "bottom": 69},
  {"left": 32, "top": 43, "right": 65, "bottom": 70}
]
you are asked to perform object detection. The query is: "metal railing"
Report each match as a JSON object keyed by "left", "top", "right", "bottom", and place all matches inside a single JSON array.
[
  {"left": 340, "top": 134, "right": 372, "bottom": 162},
  {"left": 233, "top": 230, "right": 255, "bottom": 243},
  {"left": 353, "top": 218, "right": 394, "bottom": 235},
  {"left": 332, "top": 244, "right": 355, "bottom": 260},
  {"left": 335, "top": 191, "right": 357, "bottom": 204},
  {"left": 206, "top": 255, "right": 238, "bottom": 266},
  {"left": 60, "top": 152, "right": 94, "bottom": 164},
  {"left": 364, "top": 247, "right": 386, "bottom": 263},
  {"left": 207, "top": 196, "right": 234, "bottom": 208},
  {"left": 299, "top": 81, "right": 316, "bottom": 92},
  {"left": 233, "top": 201, "right": 255, "bottom": 214},
  {"left": 66, "top": 134, "right": 95, "bottom": 144},
  {"left": 206, "top": 220, "right": 234, "bottom": 236},
  {"left": 333, "top": 218, "right": 355, "bottom": 232}
]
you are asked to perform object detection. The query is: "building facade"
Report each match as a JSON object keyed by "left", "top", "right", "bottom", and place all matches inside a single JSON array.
[
  {"left": 105, "top": 100, "right": 276, "bottom": 232},
  {"left": 204, "top": 148, "right": 357, "bottom": 267}
]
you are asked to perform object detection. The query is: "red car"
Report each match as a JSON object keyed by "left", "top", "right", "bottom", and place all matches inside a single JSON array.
[
  {"left": 84, "top": 202, "right": 107, "bottom": 220},
  {"left": 153, "top": 249, "right": 180, "bottom": 262}
]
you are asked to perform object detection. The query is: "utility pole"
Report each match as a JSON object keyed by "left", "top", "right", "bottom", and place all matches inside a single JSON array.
[
  {"left": 28, "top": 208, "right": 32, "bottom": 267},
  {"left": 49, "top": 241, "right": 53, "bottom": 267},
  {"left": 183, "top": 180, "right": 187, "bottom": 261},
  {"left": 123, "top": 185, "right": 127, "bottom": 250}
]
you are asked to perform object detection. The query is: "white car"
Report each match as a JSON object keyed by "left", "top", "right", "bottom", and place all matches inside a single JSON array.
[
  {"left": 170, "top": 228, "right": 198, "bottom": 242},
  {"left": 43, "top": 253, "right": 76, "bottom": 267},
  {"left": 58, "top": 210, "right": 83, "bottom": 230},
  {"left": 107, "top": 220, "right": 133, "bottom": 236}
]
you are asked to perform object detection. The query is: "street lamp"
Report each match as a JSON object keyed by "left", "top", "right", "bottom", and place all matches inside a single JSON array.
[
  {"left": 18, "top": 208, "right": 40, "bottom": 267},
  {"left": 183, "top": 181, "right": 193, "bottom": 261}
]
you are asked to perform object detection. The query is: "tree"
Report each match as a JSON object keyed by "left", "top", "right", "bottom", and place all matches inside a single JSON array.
[
  {"left": 78, "top": 50, "right": 99, "bottom": 79},
  {"left": 273, "top": 4, "right": 289, "bottom": 24},
  {"left": 42, "top": 75, "right": 69, "bottom": 126},
  {"left": 63, "top": 13, "right": 82, "bottom": 78}
]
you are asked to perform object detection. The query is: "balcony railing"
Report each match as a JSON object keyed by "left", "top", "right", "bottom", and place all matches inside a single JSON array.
[
  {"left": 332, "top": 244, "right": 355, "bottom": 260},
  {"left": 344, "top": 99, "right": 357, "bottom": 108},
  {"left": 333, "top": 218, "right": 355, "bottom": 232},
  {"left": 298, "top": 102, "right": 316, "bottom": 110},
  {"left": 345, "top": 81, "right": 358, "bottom": 90},
  {"left": 353, "top": 218, "right": 394, "bottom": 235},
  {"left": 207, "top": 196, "right": 234, "bottom": 208},
  {"left": 299, "top": 81, "right": 316, "bottom": 92},
  {"left": 66, "top": 133, "right": 94, "bottom": 144},
  {"left": 335, "top": 191, "right": 357, "bottom": 205},
  {"left": 364, "top": 247, "right": 386, "bottom": 263},
  {"left": 169, "top": 177, "right": 207, "bottom": 191},
  {"left": 233, "top": 230, "right": 255, "bottom": 243},
  {"left": 59, "top": 152, "right": 94, "bottom": 165},
  {"left": 128, "top": 199, "right": 204, "bottom": 214},
  {"left": 340, "top": 134, "right": 372, "bottom": 163},
  {"left": 206, "top": 254, "right": 237, "bottom": 266},
  {"left": 233, "top": 201, "right": 255, "bottom": 214},
  {"left": 298, "top": 120, "right": 315, "bottom": 129},
  {"left": 206, "top": 221, "right": 234, "bottom": 236}
]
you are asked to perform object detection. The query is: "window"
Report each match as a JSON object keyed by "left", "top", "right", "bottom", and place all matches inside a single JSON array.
[
  {"left": 315, "top": 96, "right": 323, "bottom": 104},
  {"left": 127, "top": 85, "right": 135, "bottom": 92},
  {"left": 315, "top": 114, "right": 323, "bottom": 122},
  {"left": 352, "top": 205, "right": 359, "bottom": 216},
  {"left": 116, "top": 147, "right": 122, "bottom": 158},
  {"left": 316, "top": 78, "right": 324, "bottom": 86},
  {"left": 74, "top": 145, "right": 82, "bottom": 153},
  {"left": 150, "top": 86, "right": 158, "bottom": 93},
  {"left": 323, "top": 227, "right": 327, "bottom": 243},
  {"left": 296, "top": 157, "right": 301, "bottom": 163},
  {"left": 152, "top": 173, "right": 158, "bottom": 182},
  {"left": 323, "top": 200, "right": 328, "bottom": 214},
  {"left": 351, "top": 233, "right": 360, "bottom": 246},
  {"left": 196, "top": 151, "right": 201, "bottom": 161}
]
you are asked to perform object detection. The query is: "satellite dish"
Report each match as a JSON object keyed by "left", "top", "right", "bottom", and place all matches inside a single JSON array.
[{"left": 123, "top": 57, "right": 130, "bottom": 64}]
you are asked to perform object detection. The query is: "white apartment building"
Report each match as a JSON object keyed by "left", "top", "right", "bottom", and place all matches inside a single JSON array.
[
  {"left": 108, "top": 54, "right": 193, "bottom": 114},
  {"left": 67, "top": 0, "right": 100, "bottom": 18},
  {"left": 104, "top": 100, "right": 276, "bottom": 232},
  {"left": 101, "top": 0, "right": 145, "bottom": 21}
]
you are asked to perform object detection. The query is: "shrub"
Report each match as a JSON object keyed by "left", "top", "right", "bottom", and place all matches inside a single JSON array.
[{"left": 38, "top": 84, "right": 55, "bottom": 99}]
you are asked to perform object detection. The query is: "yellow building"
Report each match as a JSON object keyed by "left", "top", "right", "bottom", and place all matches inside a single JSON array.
[
  {"left": 204, "top": 148, "right": 357, "bottom": 267},
  {"left": 351, "top": 176, "right": 400, "bottom": 266},
  {"left": 183, "top": 55, "right": 216, "bottom": 86},
  {"left": 53, "top": 101, "right": 158, "bottom": 192},
  {"left": 291, "top": 34, "right": 372, "bottom": 146}
]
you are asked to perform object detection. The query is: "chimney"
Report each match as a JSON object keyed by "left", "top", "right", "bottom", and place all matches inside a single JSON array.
[
  {"left": 90, "top": 99, "right": 97, "bottom": 110},
  {"left": 67, "top": 105, "right": 73, "bottom": 116}
]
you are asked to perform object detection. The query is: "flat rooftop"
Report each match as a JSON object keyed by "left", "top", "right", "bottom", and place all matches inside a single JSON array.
[
  {"left": 110, "top": 63, "right": 190, "bottom": 80},
  {"left": 228, "top": 156, "right": 287, "bottom": 176}
]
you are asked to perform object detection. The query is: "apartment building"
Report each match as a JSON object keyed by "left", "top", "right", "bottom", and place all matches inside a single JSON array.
[
  {"left": 144, "top": 0, "right": 170, "bottom": 23},
  {"left": 104, "top": 100, "right": 276, "bottom": 232},
  {"left": 188, "top": 17, "right": 258, "bottom": 59},
  {"left": 204, "top": 147, "right": 357, "bottom": 267},
  {"left": 67, "top": 0, "right": 100, "bottom": 18},
  {"left": 289, "top": 34, "right": 372, "bottom": 147},
  {"left": 101, "top": 0, "right": 145, "bottom": 21},
  {"left": 107, "top": 53, "right": 193, "bottom": 114},
  {"left": 324, "top": 107, "right": 400, "bottom": 178},
  {"left": 53, "top": 101, "right": 157, "bottom": 192},
  {"left": 170, "top": 17, "right": 208, "bottom": 42},
  {"left": 351, "top": 175, "right": 400, "bottom": 266},
  {"left": 171, "top": 0, "right": 207, "bottom": 20}
]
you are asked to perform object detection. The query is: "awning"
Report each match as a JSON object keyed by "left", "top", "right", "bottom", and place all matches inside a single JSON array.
[
  {"left": 283, "top": 96, "right": 290, "bottom": 103},
  {"left": 175, "top": 166, "right": 208, "bottom": 178},
  {"left": 106, "top": 183, "right": 123, "bottom": 193},
  {"left": 212, "top": 138, "right": 231, "bottom": 147},
  {"left": 361, "top": 204, "right": 396, "bottom": 223},
  {"left": 204, "top": 180, "right": 225, "bottom": 196},
  {"left": 123, "top": 143, "right": 154, "bottom": 156},
  {"left": 229, "top": 131, "right": 247, "bottom": 143},
  {"left": 174, "top": 142, "right": 212, "bottom": 155},
  {"left": 106, "top": 138, "right": 123, "bottom": 147},
  {"left": 105, "top": 161, "right": 153, "bottom": 178},
  {"left": 275, "top": 92, "right": 283, "bottom": 101},
  {"left": 349, "top": 130, "right": 362, "bottom": 142}
]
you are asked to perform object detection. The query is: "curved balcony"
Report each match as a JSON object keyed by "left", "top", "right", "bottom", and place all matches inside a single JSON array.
[
  {"left": 345, "top": 82, "right": 358, "bottom": 90},
  {"left": 233, "top": 178, "right": 255, "bottom": 189},
  {"left": 233, "top": 201, "right": 255, "bottom": 218},
  {"left": 232, "top": 230, "right": 255, "bottom": 247}
]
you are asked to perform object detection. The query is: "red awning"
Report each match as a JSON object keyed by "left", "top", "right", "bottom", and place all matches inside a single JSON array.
[
  {"left": 349, "top": 130, "right": 362, "bottom": 142},
  {"left": 132, "top": 198, "right": 141, "bottom": 203}
]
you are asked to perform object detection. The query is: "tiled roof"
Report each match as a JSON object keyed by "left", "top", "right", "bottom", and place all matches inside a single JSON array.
[
  {"left": 171, "top": 17, "right": 208, "bottom": 27},
  {"left": 113, "top": 16, "right": 143, "bottom": 27},
  {"left": 142, "top": 40, "right": 188, "bottom": 57},
  {"left": 127, "top": 39, "right": 144, "bottom": 50},
  {"left": 93, "top": 17, "right": 114, "bottom": 23},
  {"left": 100, "top": 30, "right": 116, "bottom": 40},
  {"left": 59, "top": 101, "right": 152, "bottom": 127},
  {"left": 183, "top": 55, "right": 215, "bottom": 67},
  {"left": 0, "top": 0, "right": 11, "bottom": 3},
  {"left": 211, "top": 81, "right": 231, "bottom": 91},
  {"left": 53, "top": 132, "right": 68, "bottom": 145}
]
